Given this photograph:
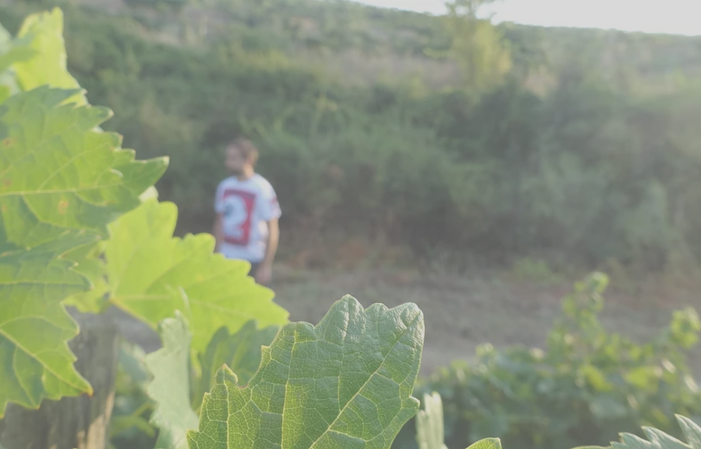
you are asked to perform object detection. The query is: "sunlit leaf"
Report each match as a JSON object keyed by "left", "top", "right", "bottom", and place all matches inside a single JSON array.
[
  {"left": 0, "top": 86, "right": 168, "bottom": 248},
  {"left": 467, "top": 438, "right": 503, "bottom": 449},
  {"left": 188, "top": 296, "right": 424, "bottom": 449},
  {"left": 14, "top": 8, "right": 84, "bottom": 104},
  {"left": 107, "top": 200, "right": 288, "bottom": 353},
  {"left": 0, "top": 242, "right": 92, "bottom": 417}
]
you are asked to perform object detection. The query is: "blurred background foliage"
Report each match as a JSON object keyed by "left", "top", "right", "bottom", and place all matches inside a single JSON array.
[{"left": 3, "top": 0, "right": 700, "bottom": 275}]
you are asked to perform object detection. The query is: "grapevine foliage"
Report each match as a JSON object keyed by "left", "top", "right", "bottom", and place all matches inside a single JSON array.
[
  {"left": 145, "top": 312, "right": 199, "bottom": 449},
  {"left": 8, "top": 6, "right": 695, "bottom": 449},
  {"left": 13, "top": 9, "right": 85, "bottom": 103},
  {"left": 94, "top": 199, "right": 287, "bottom": 352},
  {"left": 0, "top": 6, "right": 434, "bottom": 449},
  {"left": 0, "top": 9, "right": 166, "bottom": 417},
  {"left": 579, "top": 415, "right": 701, "bottom": 449},
  {"left": 188, "top": 296, "right": 425, "bottom": 449},
  {"left": 193, "top": 320, "right": 279, "bottom": 410},
  {"left": 416, "top": 273, "right": 701, "bottom": 449}
]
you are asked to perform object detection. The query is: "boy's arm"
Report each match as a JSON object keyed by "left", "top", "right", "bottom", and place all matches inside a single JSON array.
[
  {"left": 213, "top": 213, "right": 224, "bottom": 253},
  {"left": 255, "top": 217, "right": 279, "bottom": 284}
]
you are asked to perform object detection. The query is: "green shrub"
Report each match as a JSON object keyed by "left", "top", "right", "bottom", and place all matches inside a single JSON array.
[
  {"left": 414, "top": 273, "right": 701, "bottom": 449},
  {"left": 256, "top": 118, "right": 493, "bottom": 259},
  {"left": 0, "top": 1, "right": 697, "bottom": 271},
  {"left": 414, "top": 390, "right": 701, "bottom": 449}
]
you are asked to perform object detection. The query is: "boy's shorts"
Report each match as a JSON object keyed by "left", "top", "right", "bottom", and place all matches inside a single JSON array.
[{"left": 248, "top": 262, "right": 259, "bottom": 277}]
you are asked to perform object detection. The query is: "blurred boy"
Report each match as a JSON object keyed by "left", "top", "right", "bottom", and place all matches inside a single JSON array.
[{"left": 214, "top": 139, "right": 281, "bottom": 286}]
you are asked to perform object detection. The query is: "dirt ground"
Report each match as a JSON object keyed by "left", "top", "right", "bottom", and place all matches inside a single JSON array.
[
  {"left": 108, "top": 264, "right": 701, "bottom": 377},
  {"left": 271, "top": 265, "right": 701, "bottom": 376}
]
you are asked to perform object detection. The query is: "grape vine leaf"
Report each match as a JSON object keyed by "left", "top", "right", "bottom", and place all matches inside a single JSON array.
[
  {"left": 187, "top": 295, "right": 425, "bottom": 449},
  {"left": 416, "top": 392, "right": 449, "bottom": 449},
  {"left": 61, "top": 241, "right": 109, "bottom": 313},
  {"left": 0, "top": 86, "right": 168, "bottom": 249},
  {"left": 13, "top": 8, "right": 84, "bottom": 104},
  {"left": 0, "top": 24, "right": 35, "bottom": 103},
  {"left": 62, "top": 187, "right": 159, "bottom": 313},
  {"left": 0, "top": 84, "right": 166, "bottom": 414},
  {"left": 676, "top": 416, "right": 701, "bottom": 449},
  {"left": 107, "top": 199, "right": 288, "bottom": 353},
  {"left": 192, "top": 321, "right": 279, "bottom": 409},
  {"left": 0, "top": 240, "right": 93, "bottom": 418},
  {"left": 467, "top": 439, "right": 503, "bottom": 449},
  {"left": 145, "top": 312, "right": 199, "bottom": 449},
  {"left": 574, "top": 415, "right": 701, "bottom": 449}
]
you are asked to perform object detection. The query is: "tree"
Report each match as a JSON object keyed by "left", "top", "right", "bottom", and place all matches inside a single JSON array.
[{"left": 444, "top": 0, "right": 512, "bottom": 93}]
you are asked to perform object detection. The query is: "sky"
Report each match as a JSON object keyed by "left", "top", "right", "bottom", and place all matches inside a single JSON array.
[{"left": 353, "top": 0, "right": 701, "bottom": 36}]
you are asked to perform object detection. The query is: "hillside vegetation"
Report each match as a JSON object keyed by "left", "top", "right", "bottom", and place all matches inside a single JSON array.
[{"left": 3, "top": 0, "right": 700, "bottom": 274}]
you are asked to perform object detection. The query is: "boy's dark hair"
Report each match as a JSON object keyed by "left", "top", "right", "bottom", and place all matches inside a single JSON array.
[{"left": 228, "top": 138, "right": 259, "bottom": 165}]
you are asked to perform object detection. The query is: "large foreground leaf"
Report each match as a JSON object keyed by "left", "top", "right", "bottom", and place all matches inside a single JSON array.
[
  {"left": 0, "top": 241, "right": 93, "bottom": 417},
  {"left": 145, "top": 312, "right": 199, "bottom": 449},
  {"left": 0, "top": 86, "right": 167, "bottom": 248},
  {"left": 0, "top": 85, "right": 165, "bottom": 414},
  {"left": 193, "top": 321, "right": 279, "bottom": 409},
  {"left": 188, "top": 296, "right": 424, "bottom": 449},
  {"left": 0, "top": 5, "right": 168, "bottom": 417},
  {"left": 107, "top": 200, "right": 288, "bottom": 352}
]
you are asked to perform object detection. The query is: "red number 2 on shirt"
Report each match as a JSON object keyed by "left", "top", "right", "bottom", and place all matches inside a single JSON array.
[{"left": 222, "top": 189, "right": 256, "bottom": 246}]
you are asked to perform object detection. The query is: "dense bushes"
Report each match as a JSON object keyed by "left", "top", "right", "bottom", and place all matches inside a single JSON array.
[
  {"left": 4, "top": 0, "right": 701, "bottom": 271},
  {"left": 409, "top": 273, "right": 701, "bottom": 449}
]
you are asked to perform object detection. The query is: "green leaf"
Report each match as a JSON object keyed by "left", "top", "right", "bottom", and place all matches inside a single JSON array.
[
  {"left": 193, "top": 321, "right": 279, "bottom": 409},
  {"left": 107, "top": 200, "right": 288, "bottom": 353},
  {"left": 145, "top": 312, "right": 199, "bottom": 449},
  {"left": 467, "top": 438, "right": 503, "bottom": 449},
  {"left": 596, "top": 416, "right": 701, "bottom": 449},
  {"left": 416, "top": 392, "right": 448, "bottom": 449},
  {"left": 0, "top": 86, "right": 168, "bottom": 249},
  {"left": 582, "top": 364, "right": 613, "bottom": 391},
  {"left": 110, "top": 415, "right": 157, "bottom": 439},
  {"left": 14, "top": 8, "right": 84, "bottom": 104},
  {"left": 62, "top": 241, "right": 109, "bottom": 313},
  {"left": 643, "top": 427, "right": 690, "bottom": 449},
  {"left": 187, "top": 296, "right": 424, "bottom": 449},
  {"left": 677, "top": 416, "right": 701, "bottom": 449},
  {"left": 624, "top": 366, "right": 660, "bottom": 392},
  {"left": 0, "top": 243, "right": 92, "bottom": 417},
  {"left": 0, "top": 5, "right": 168, "bottom": 418},
  {"left": 0, "top": 77, "right": 165, "bottom": 415},
  {"left": 0, "top": 24, "right": 36, "bottom": 103}
]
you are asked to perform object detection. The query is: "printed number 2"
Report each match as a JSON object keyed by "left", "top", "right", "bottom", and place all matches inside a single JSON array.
[{"left": 222, "top": 190, "right": 255, "bottom": 246}]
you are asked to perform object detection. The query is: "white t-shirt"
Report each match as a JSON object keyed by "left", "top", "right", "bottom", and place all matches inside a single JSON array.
[{"left": 214, "top": 174, "right": 281, "bottom": 262}]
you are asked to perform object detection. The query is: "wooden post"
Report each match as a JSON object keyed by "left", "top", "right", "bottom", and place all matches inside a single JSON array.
[{"left": 0, "top": 310, "right": 119, "bottom": 449}]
